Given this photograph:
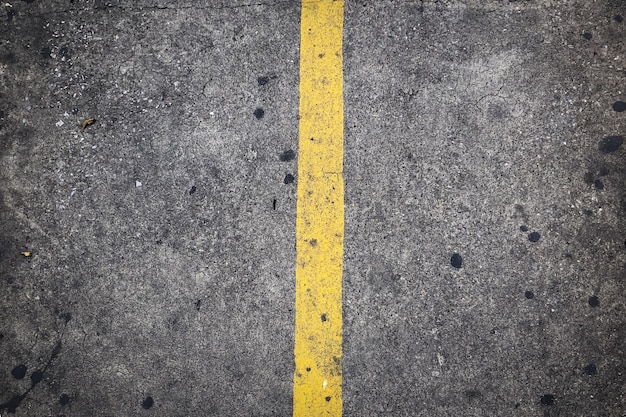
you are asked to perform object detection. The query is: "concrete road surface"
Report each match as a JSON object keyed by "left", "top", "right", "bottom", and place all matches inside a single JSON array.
[{"left": 1, "top": 0, "right": 625, "bottom": 416}]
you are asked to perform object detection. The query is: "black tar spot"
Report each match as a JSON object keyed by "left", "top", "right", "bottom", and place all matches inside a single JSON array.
[
  {"left": 528, "top": 232, "right": 541, "bottom": 243},
  {"left": 588, "top": 295, "right": 600, "bottom": 308},
  {"left": 599, "top": 135, "right": 624, "bottom": 153},
  {"left": 195, "top": 299, "right": 202, "bottom": 311},
  {"left": 583, "top": 363, "right": 597, "bottom": 375},
  {"left": 540, "top": 394, "right": 555, "bottom": 406},
  {"left": 30, "top": 370, "right": 43, "bottom": 385},
  {"left": 253, "top": 108, "right": 265, "bottom": 119},
  {"left": 284, "top": 174, "right": 295, "bottom": 184},
  {"left": 615, "top": 15, "right": 624, "bottom": 23},
  {"left": 142, "top": 396, "right": 154, "bottom": 409},
  {"left": 189, "top": 185, "right": 197, "bottom": 195},
  {"left": 594, "top": 179, "right": 604, "bottom": 190},
  {"left": 613, "top": 101, "right": 626, "bottom": 112},
  {"left": 321, "top": 314, "right": 327, "bottom": 322},
  {"left": 11, "top": 364, "right": 27, "bottom": 379},
  {"left": 325, "top": 396, "right": 331, "bottom": 402},
  {"left": 257, "top": 76, "right": 269, "bottom": 85},
  {"left": 59, "top": 394, "right": 70, "bottom": 406},
  {"left": 279, "top": 149, "right": 295, "bottom": 162},
  {"left": 525, "top": 290, "right": 534, "bottom": 299},
  {"left": 520, "top": 225, "right": 529, "bottom": 232},
  {"left": 451, "top": 253, "right": 463, "bottom": 269},
  {"left": 582, "top": 32, "right": 592, "bottom": 40}
]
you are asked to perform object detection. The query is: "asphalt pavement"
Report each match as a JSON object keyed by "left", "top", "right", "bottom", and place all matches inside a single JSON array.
[{"left": 1, "top": 1, "right": 625, "bottom": 416}]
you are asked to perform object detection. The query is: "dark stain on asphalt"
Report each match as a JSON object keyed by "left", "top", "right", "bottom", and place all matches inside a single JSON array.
[
  {"left": 588, "top": 295, "right": 600, "bottom": 308},
  {"left": 30, "top": 370, "right": 43, "bottom": 386},
  {"left": 142, "top": 396, "right": 154, "bottom": 409},
  {"left": 2, "top": 52, "right": 16, "bottom": 64},
  {"left": 520, "top": 225, "right": 529, "bottom": 232},
  {"left": 0, "top": 394, "right": 26, "bottom": 414},
  {"left": 594, "top": 179, "right": 604, "bottom": 190},
  {"left": 195, "top": 299, "right": 202, "bottom": 311},
  {"left": 253, "top": 108, "right": 265, "bottom": 119},
  {"left": 279, "top": 149, "right": 295, "bottom": 162},
  {"left": 284, "top": 174, "right": 295, "bottom": 184},
  {"left": 464, "top": 389, "right": 481, "bottom": 400},
  {"left": 525, "top": 290, "right": 534, "bottom": 299},
  {"left": 583, "top": 363, "right": 597, "bottom": 375},
  {"left": 582, "top": 31, "right": 592, "bottom": 40},
  {"left": 528, "top": 232, "right": 541, "bottom": 243},
  {"left": 40, "top": 47, "right": 51, "bottom": 59},
  {"left": 59, "top": 394, "right": 71, "bottom": 406},
  {"left": 257, "top": 75, "right": 278, "bottom": 86},
  {"left": 1, "top": 341, "right": 62, "bottom": 413},
  {"left": 189, "top": 185, "right": 197, "bottom": 195},
  {"left": 613, "top": 101, "right": 626, "bottom": 112},
  {"left": 450, "top": 253, "right": 463, "bottom": 269},
  {"left": 59, "top": 312, "right": 72, "bottom": 323},
  {"left": 540, "top": 394, "right": 555, "bottom": 406},
  {"left": 11, "top": 364, "right": 27, "bottom": 379},
  {"left": 615, "top": 14, "right": 624, "bottom": 23},
  {"left": 598, "top": 135, "right": 623, "bottom": 153},
  {"left": 321, "top": 313, "right": 327, "bottom": 322}
]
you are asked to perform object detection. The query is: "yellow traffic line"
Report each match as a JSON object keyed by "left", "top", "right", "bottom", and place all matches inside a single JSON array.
[{"left": 293, "top": 0, "right": 345, "bottom": 416}]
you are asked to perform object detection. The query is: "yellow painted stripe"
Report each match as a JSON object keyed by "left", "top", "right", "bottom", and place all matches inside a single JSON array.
[{"left": 293, "top": 0, "right": 344, "bottom": 416}]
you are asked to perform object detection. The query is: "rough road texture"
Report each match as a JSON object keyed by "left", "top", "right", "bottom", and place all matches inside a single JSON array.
[{"left": 1, "top": 0, "right": 625, "bottom": 416}]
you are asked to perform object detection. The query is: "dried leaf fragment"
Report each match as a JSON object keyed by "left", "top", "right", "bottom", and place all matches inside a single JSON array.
[{"left": 80, "top": 118, "right": 96, "bottom": 132}]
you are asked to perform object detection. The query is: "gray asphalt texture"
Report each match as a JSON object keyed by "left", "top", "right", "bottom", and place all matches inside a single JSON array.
[{"left": 1, "top": 0, "right": 625, "bottom": 416}]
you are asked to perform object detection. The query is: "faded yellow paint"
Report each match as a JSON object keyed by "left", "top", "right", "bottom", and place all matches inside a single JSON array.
[{"left": 293, "top": 0, "right": 344, "bottom": 416}]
